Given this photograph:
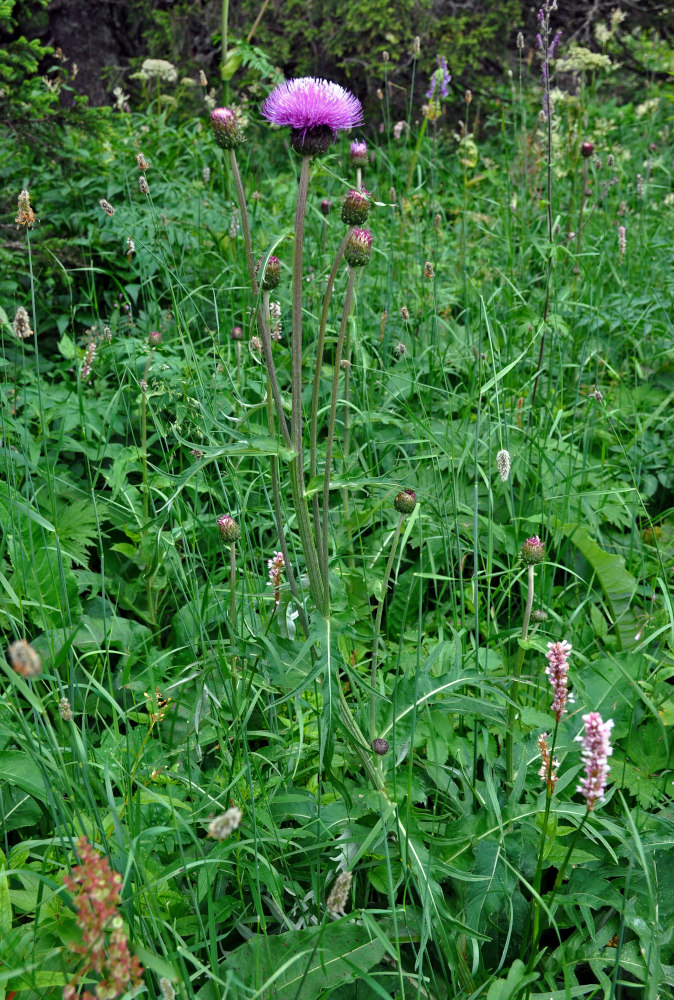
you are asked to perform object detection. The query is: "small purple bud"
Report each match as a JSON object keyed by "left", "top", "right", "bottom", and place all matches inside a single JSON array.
[
  {"left": 372, "top": 738, "right": 389, "bottom": 755},
  {"left": 217, "top": 515, "right": 241, "bottom": 542},
  {"left": 581, "top": 141, "right": 594, "bottom": 158},
  {"left": 148, "top": 330, "right": 162, "bottom": 347},
  {"left": 320, "top": 199, "right": 333, "bottom": 216}
]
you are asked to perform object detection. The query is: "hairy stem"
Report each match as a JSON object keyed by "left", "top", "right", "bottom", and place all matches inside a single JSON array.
[
  {"left": 320, "top": 267, "right": 356, "bottom": 591},
  {"left": 370, "top": 514, "right": 405, "bottom": 742}
]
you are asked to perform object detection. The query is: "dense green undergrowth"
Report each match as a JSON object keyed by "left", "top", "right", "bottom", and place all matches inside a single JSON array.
[{"left": 0, "top": 26, "right": 673, "bottom": 1000}]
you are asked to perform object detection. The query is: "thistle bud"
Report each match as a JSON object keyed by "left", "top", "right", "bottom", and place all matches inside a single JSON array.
[
  {"left": 341, "top": 188, "right": 370, "bottom": 226},
  {"left": 231, "top": 325, "right": 243, "bottom": 340},
  {"left": 148, "top": 330, "right": 162, "bottom": 347},
  {"left": 350, "top": 140, "right": 368, "bottom": 166},
  {"left": 521, "top": 536, "right": 545, "bottom": 565},
  {"left": 372, "top": 738, "right": 389, "bottom": 755},
  {"left": 217, "top": 515, "right": 241, "bottom": 542},
  {"left": 320, "top": 199, "right": 333, "bottom": 216},
  {"left": 581, "top": 141, "right": 594, "bottom": 158},
  {"left": 210, "top": 106, "right": 246, "bottom": 150},
  {"left": 531, "top": 608, "right": 548, "bottom": 623},
  {"left": 394, "top": 489, "right": 417, "bottom": 515},
  {"left": 344, "top": 228, "right": 373, "bottom": 267},
  {"left": 257, "top": 254, "right": 282, "bottom": 291}
]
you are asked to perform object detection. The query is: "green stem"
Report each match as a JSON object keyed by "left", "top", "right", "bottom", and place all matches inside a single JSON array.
[
  {"left": 320, "top": 268, "right": 356, "bottom": 591},
  {"left": 526, "top": 810, "right": 590, "bottom": 978},
  {"left": 370, "top": 515, "right": 405, "bottom": 742},
  {"left": 505, "top": 562, "right": 535, "bottom": 786},
  {"left": 229, "top": 542, "right": 236, "bottom": 624},
  {"left": 525, "top": 720, "right": 560, "bottom": 965},
  {"left": 407, "top": 115, "right": 429, "bottom": 191},
  {"left": 221, "top": 0, "right": 230, "bottom": 85},
  {"left": 310, "top": 228, "right": 353, "bottom": 554},
  {"left": 229, "top": 149, "right": 256, "bottom": 293},
  {"left": 140, "top": 349, "right": 156, "bottom": 624}
]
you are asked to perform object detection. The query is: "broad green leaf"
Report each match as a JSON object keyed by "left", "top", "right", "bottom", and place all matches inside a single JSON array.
[{"left": 221, "top": 922, "right": 386, "bottom": 997}]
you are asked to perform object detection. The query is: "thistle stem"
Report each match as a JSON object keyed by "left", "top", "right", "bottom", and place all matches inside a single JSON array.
[
  {"left": 505, "top": 562, "right": 535, "bottom": 786},
  {"left": 320, "top": 267, "right": 356, "bottom": 591},
  {"left": 228, "top": 150, "right": 256, "bottom": 292},
  {"left": 228, "top": 542, "right": 237, "bottom": 624},
  {"left": 370, "top": 514, "right": 405, "bottom": 742},
  {"left": 310, "top": 228, "right": 353, "bottom": 559}
]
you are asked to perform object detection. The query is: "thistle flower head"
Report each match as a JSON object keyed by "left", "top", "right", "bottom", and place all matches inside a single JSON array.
[
  {"left": 148, "top": 330, "right": 162, "bottom": 347},
  {"left": 372, "top": 738, "right": 389, "bottom": 755},
  {"left": 349, "top": 139, "right": 368, "bottom": 165},
  {"left": 545, "top": 639, "right": 573, "bottom": 720},
  {"left": 217, "top": 515, "right": 241, "bottom": 543},
  {"left": 8, "top": 639, "right": 41, "bottom": 677},
  {"left": 326, "top": 871, "right": 353, "bottom": 916},
  {"left": 394, "top": 489, "right": 417, "bottom": 515},
  {"left": 344, "top": 228, "right": 373, "bottom": 267},
  {"left": 261, "top": 77, "right": 363, "bottom": 156},
  {"left": 521, "top": 536, "right": 545, "bottom": 564},
  {"left": 320, "top": 198, "right": 333, "bottom": 216},
  {"left": 581, "top": 141, "right": 594, "bottom": 157},
  {"left": 256, "top": 254, "right": 282, "bottom": 291},
  {"left": 12, "top": 306, "right": 33, "bottom": 340},
  {"left": 231, "top": 325, "right": 243, "bottom": 341},
  {"left": 576, "top": 712, "right": 614, "bottom": 810},
  {"left": 210, "top": 106, "right": 246, "bottom": 150},
  {"left": 208, "top": 806, "right": 243, "bottom": 839},
  {"left": 341, "top": 188, "right": 370, "bottom": 226}
]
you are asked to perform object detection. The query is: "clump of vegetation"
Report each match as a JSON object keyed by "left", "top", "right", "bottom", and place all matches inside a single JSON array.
[{"left": 0, "top": 4, "right": 673, "bottom": 998}]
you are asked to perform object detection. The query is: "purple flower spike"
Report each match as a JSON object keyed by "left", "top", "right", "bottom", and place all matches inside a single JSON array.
[
  {"left": 261, "top": 77, "right": 363, "bottom": 156},
  {"left": 576, "top": 712, "right": 614, "bottom": 811}
]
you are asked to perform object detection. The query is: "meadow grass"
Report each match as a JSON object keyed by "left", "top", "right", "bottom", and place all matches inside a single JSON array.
[{"left": 0, "top": 36, "right": 673, "bottom": 1000}]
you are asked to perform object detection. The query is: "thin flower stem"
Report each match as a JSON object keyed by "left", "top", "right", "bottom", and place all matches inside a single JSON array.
[
  {"left": 229, "top": 149, "right": 256, "bottom": 291},
  {"left": 229, "top": 541, "right": 236, "bottom": 624},
  {"left": 526, "top": 810, "right": 590, "bottom": 981},
  {"left": 320, "top": 267, "right": 356, "bottom": 591},
  {"left": 262, "top": 290, "right": 308, "bottom": 635},
  {"left": 523, "top": 719, "right": 560, "bottom": 964},
  {"left": 310, "top": 228, "right": 353, "bottom": 508},
  {"left": 288, "top": 155, "right": 326, "bottom": 614},
  {"left": 506, "top": 562, "right": 535, "bottom": 785},
  {"left": 370, "top": 514, "right": 405, "bottom": 742},
  {"left": 531, "top": 13, "right": 554, "bottom": 409}
]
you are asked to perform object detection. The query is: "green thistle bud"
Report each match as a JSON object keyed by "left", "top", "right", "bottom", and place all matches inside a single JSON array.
[
  {"left": 217, "top": 515, "right": 241, "bottom": 542},
  {"left": 257, "top": 254, "right": 282, "bottom": 291},
  {"left": 341, "top": 188, "right": 370, "bottom": 226},
  {"left": 344, "top": 228, "right": 373, "bottom": 267},
  {"left": 394, "top": 489, "right": 417, "bottom": 515},
  {"left": 210, "top": 107, "right": 246, "bottom": 150},
  {"left": 521, "top": 536, "right": 545, "bottom": 565}
]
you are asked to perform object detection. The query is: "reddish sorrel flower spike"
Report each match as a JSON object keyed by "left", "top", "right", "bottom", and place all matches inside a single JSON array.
[
  {"left": 545, "top": 639, "right": 573, "bottom": 720},
  {"left": 261, "top": 77, "right": 364, "bottom": 156},
  {"left": 576, "top": 712, "right": 614, "bottom": 810}
]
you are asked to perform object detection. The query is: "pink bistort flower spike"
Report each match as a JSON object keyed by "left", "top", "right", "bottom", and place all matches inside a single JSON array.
[
  {"left": 576, "top": 712, "right": 614, "bottom": 811},
  {"left": 267, "top": 550, "right": 285, "bottom": 607},
  {"left": 545, "top": 639, "right": 573, "bottom": 721}
]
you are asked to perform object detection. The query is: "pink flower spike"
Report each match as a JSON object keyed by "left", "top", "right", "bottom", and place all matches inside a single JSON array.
[
  {"left": 545, "top": 639, "right": 573, "bottom": 721},
  {"left": 576, "top": 712, "right": 614, "bottom": 811},
  {"left": 267, "top": 550, "right": 286, "bottom": 607}
]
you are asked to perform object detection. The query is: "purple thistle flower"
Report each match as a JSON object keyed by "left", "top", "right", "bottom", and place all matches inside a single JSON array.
[
  {"left": 545, "top": 640, "right": 573, "bottom": 721},
  {"left": 350, "top": 140, "right": 368, "bottom": 165},
  {"left": 576, "top": 712, "right": 614, "bottom": 810},
  {"left": 261, "top": 77, "right": 363, "bottom": 156}
]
